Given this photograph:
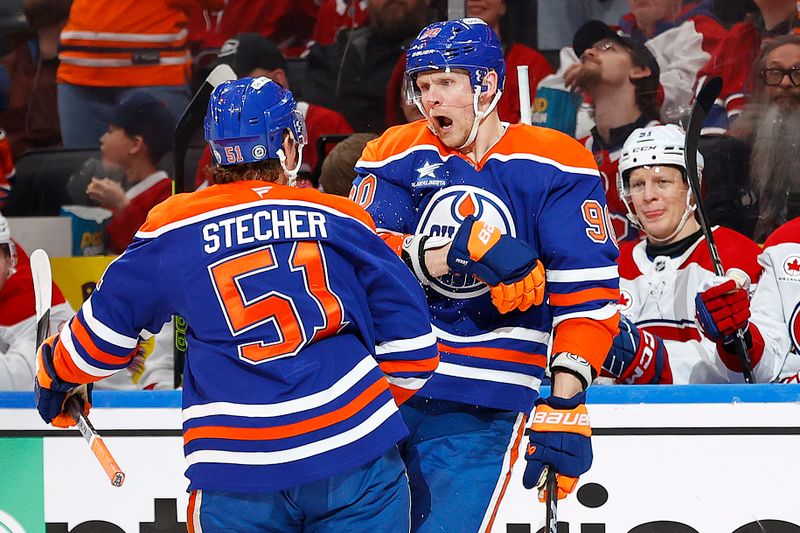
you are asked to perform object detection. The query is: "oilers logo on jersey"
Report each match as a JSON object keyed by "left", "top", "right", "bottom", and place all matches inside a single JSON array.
[{"left": 416, "top": 185, "right": 516, "bottom": 298}]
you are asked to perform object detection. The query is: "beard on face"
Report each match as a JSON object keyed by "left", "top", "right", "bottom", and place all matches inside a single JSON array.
[
  {"left": 575, "top": 61, "right": 602, "bottom": 90},
  {"left": 747, "top": 101, "right": 800, "bottom": 240}
]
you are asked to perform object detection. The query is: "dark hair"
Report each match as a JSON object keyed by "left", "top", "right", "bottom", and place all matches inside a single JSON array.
[
  {"left": 208, "top": 159, "right": 284, "bottom": 185},
  {"left": 629, "top": 44, "right": 661, "bottom": 121},
  {"left": 22, "top": 0, "right": 72, "bottom": 31}
]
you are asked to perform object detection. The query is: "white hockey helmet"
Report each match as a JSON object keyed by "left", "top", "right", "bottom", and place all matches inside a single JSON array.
[
  {"left": 616, "top": 124, "right": 704, "bottom": 242},
  {"left": 0, "top": 213, "right": 16, "bottom": 278}
]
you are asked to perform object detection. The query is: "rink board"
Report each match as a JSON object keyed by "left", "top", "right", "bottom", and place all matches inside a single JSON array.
[{"left": 1, "top": 385, "right": 799, "bottom": 532}]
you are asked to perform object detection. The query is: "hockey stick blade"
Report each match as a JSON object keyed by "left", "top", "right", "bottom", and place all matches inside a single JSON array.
[
  {"left": 684, "top": 77, "right": 755, "bottom": 383},
  {"left": 31, "top": 249, "right": 52, "bottom": 348},
  {"left": 30, "top": 249, "right": 126, "bottom": 486}
]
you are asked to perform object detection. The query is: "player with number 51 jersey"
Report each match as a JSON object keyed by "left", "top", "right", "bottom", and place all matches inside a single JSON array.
[{"left": 34, "top": 77, "right": 439, "bottom": 532}]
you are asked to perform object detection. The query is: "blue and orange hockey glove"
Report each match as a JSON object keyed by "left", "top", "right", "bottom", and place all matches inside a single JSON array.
[
  {"left": 603, "top": 315, "right": 673, "bottom": 384},
  {"left": 447, "top": 216, "right": 545, "bottom": 313},
  {"left": 35, "top": 334, "right": 92, "bottom": 428},
  {"left": 523, "top": 392, "right": 592, "bottom": 502}
]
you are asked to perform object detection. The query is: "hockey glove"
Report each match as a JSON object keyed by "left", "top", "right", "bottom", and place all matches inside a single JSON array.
[
  {"left": 401, "top": 233, "right": 451, "bottom": 285},
  {"left": 523, "top": 392, "right": 592, "bottom": 501},
  {"left": 447, "top": 216, "right": 545, "bottom": 313},
  {"left": 695, "top": 277, "right": 750, "bottom": 342},
  {"left": 35, "top": 335, "right": 92, "bottom": 428},
  {"left": 603, "top": 315, "right": 672, "bottom": 384},
  {"left": 695, "top": 277, "right": 764, "bottom": 372}
]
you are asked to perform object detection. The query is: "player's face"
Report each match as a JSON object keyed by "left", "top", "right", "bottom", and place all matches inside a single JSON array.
[
  {"left": 415, "top": 70, "right": 476, "bottom": 147},
  {"left": 100, "top": 125, "right": 136, "bottom": 167},
  {"left": 628, "top": 165, "right": 692, "bottom": 241},
  {"left": 763, "top": 44, "right": 800, "bottom": 109},
  {"left": 467, "top": 0, "right": 506, "bottom": 28}
]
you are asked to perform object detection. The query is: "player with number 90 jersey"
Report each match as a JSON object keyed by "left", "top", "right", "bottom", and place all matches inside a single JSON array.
[{"left": 352, "top": 119, "right": 621, "bottom": 414}]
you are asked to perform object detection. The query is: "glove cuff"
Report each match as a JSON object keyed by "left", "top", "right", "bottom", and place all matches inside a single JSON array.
[
  {"left": 550, "top": 352, "right": 595, "bottom": 390},
  {"left": 401, "top": 234, "right": 450, "bottom": 285}
]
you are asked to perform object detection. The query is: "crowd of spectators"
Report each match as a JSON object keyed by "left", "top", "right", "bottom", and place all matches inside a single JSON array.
[{"left": 0, "top": 0, "right": 798, "bottom": 390}]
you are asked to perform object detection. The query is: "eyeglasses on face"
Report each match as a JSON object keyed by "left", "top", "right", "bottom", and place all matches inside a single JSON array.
[
  {"left": 581, "top": 39, "right": 621, "bottom": 60},
  {"left": 761, "top": 67, "right": 800, "bottom": 87}
]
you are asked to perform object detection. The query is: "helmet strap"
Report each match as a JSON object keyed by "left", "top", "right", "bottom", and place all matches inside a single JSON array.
[
  {"left": 456, "top": 86, "right": 502, "bottom": 150},
  {"left": 647, "top": 189, "right": 697, "bottom": 244},
  {"left": 277, "top": 142, "right": 304, "bottom": 187}
]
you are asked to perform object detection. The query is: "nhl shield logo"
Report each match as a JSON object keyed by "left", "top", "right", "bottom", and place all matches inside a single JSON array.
[
  {"left": 416, "top": 185, "right": 515, "bottom": 298},
  {"left": 783, "top": 255, "right": 800, "bottom": 277}
]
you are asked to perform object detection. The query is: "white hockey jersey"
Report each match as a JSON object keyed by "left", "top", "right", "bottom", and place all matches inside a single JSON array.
[
  {"left": 617, "top": 227, "right": 778, "bottom": 383},
  {"left": 751, "top": 218, "right": 800, "bottom": 382}
]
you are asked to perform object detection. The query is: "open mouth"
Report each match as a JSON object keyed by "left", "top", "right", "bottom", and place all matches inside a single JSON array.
[{"left": 434, "top": 115, "right": 454, "bottom": 130}]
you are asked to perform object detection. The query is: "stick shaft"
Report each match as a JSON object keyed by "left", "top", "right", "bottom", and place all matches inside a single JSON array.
[{"left": 545, "top": 468, "right": 558, "bottom": 532}]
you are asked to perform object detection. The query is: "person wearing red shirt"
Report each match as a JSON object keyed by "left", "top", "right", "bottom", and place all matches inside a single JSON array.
[{"left": 82, "top": 92, "right": 177, "bottom": 254}]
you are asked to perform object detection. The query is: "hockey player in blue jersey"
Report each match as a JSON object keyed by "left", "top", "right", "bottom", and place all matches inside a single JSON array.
[
  {"left": 34, "top": 76, "right": 439, "bottom": 532},
  {"left": 351, "top": 18, "right": 620, "bottom": 531}
]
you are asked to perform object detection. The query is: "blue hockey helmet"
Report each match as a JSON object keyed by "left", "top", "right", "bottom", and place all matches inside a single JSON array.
[
  {"left": 405, "top": 18, "right": 506, "bottom": 96},
  {"left": 204, "top": 76, "right": 306, "bottom": 168}
]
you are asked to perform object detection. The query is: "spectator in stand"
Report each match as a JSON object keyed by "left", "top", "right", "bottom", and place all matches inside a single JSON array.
[
  {"left": 194, "top": 33, "right": 353, "bottom": 189},
  {"left": 566, "top": 21, "right": 661, "bottom": 242},
  {"left": 186, "top": 0, "right": 318, "bottom": 59},
  {"left": 604, "top": 124, "right": 779, "bottom": 385},
  {"left": 0, "top": 0, "right": 71, "bottom": 158},
  {"left": 698, "top": 0, "right": 798, "bottom": 134},
  {"left": 727, "top": 35, "right": 800, "bottom": 241},
  {"left": 83, "top": 92, "right": 176, "bottom": 254},
  {"left": 57, "top": 0, "right": 223, "bottom": 148},
  {"left": 304, "top": 0, "right": 432, "bottom": 132},
  {"left": 0, "top": 214, "right": 73, "bottom": 390},
  {"left": 537, "top": 0, "right": 630, "bottom": 50},
  {"left": 618, "top": 0, "right": 727, "bottom": 122},
  {"left": 319, "top": 132, "right": 377, "bottom": 196},
  {"left": 312, "top": 0, "right": 370, "bottom": 46}
]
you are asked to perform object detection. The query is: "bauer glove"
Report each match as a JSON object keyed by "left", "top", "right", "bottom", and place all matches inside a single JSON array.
[
  {"left": 35, "top": 334, "right": 92, "bottom": 428},
  {"left": 523, "top": 392, "right": 592, "bottom": 501},
  {"left": 447, "top": 216, "right": 545, "bottom": 313}
]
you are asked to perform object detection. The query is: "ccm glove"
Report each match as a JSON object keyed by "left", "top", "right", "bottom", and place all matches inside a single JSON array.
[
  {"left": 695, "top": 277, "right": 750, "bottom": 342},
  {"left": 35, "top": 335, "right": 92, "bottom": 428},
  {"left": 447, "top": 216, "right": 545, "bottom": 313},
  {"left": 603, "top": 315, "right": 672, "bottom": 384},
  {"left": 523, "top": 392, "right": 592, "bottom": 501},
  {"left": 695, "top": 277, "right": 764, "bottom": 372}
]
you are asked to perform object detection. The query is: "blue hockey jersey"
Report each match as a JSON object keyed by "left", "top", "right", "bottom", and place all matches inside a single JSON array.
[
  {"left": 352, "top": 120, "right": 620, "bottom": 413},
  {"left": 44, "top": 180, "right": 439, "bottom": 493}
]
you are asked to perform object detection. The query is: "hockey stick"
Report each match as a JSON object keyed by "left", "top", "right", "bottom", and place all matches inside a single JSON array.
[
  {"left": 31, "top": 249, "right": 125, "bottom": 487},
  {"left": 171, "top": 64, "right": 237, "bottom": 387},
  {"left": 684, "top": 77, "right": 755, "bottom": 384},
  {"left": 544, "top": 468, "right": 558, "bottom": 533},
  {"left": 517, "top": 65, "right": 532, "bottom": 126}
]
